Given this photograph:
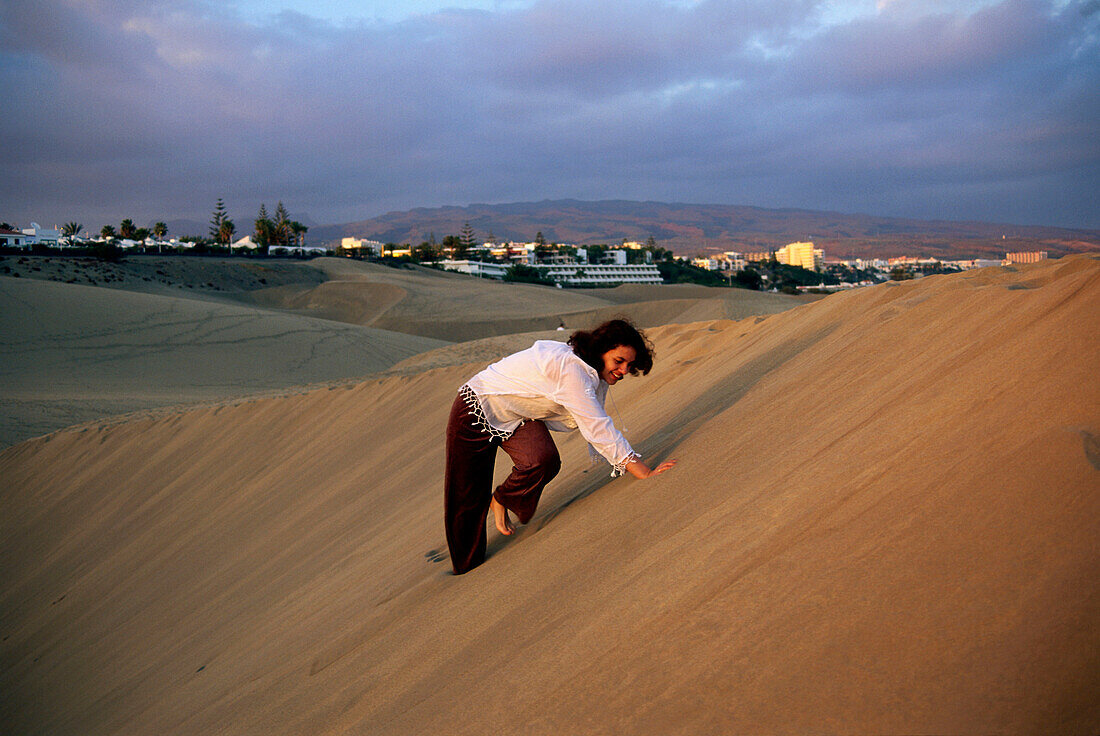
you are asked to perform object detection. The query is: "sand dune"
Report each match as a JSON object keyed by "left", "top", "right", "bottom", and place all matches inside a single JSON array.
[
  {"left": 1, "top": 256, "right": 1098, "bottom": 733},
  {"left": 0, "top": 276, "right": 447, "bottom": 446},
  {"left": 0, "top": 254, "right": 327, "bottom": 297},
  {"left": 0, "top": 256, "right": 807, "bottom": 445},
  {"left": 243, "top": 258, "right": 809, "bottom": 340}
]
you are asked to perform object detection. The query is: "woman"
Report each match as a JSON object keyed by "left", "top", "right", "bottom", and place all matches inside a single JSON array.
[{"left": 444, "top": 318, "right": 676, "bottom": 574}]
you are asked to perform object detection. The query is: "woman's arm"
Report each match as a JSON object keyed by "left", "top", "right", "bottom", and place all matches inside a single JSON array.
[{"left": 625, "top": 458, "right": 678, "bottom": 479}]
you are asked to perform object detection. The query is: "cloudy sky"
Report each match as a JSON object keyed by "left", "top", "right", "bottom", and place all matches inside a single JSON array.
[{"left": 2, "top": 0, "right": 1097, "bottom": 231}]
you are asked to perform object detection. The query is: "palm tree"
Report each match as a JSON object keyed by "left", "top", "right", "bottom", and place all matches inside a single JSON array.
[
  {"left": 151, "top": 222, "right": 168, "bottom": 252},
  {"left": 219, "top": 218, "right": 236, "bottom": 250},
  {"left": 61, "top": 222, "right": 83, "bottom": 244},
  {"left": 100, "top": 224, "right": 117, "bottom": 240},
  {"left": 290, "top": 221, "right": 308, "bottom": 246},
  {"left": 119, "top": 219, "right": 136, "bottom": 240}
]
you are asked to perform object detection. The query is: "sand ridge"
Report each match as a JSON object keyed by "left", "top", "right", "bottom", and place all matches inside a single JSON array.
[
  {"left": 0, "top": 254, "right": 809, "bottom": 445},
  {"left": 1, "top": 256, "right": 1098, "bottom": 733},
  {"left": 0, "top": 275, "right": 448, "bottom": 446},
  {"left": 240, "top": 257, "right": 811, "bottom": 341}
]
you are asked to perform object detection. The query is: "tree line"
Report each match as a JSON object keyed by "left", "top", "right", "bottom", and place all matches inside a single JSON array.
[
  {"left": 40, "top": 198, "right": 308, "bottom": 254},
  {"left": 208, "top": 198, "right": 308, "bottom": 252},
  {"left": 382, "top": 224, "right": 675, "bottom": 266}
]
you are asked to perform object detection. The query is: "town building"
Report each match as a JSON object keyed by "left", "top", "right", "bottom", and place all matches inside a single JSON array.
[
  {"left": 839, "top": 258, "right": 890, "bottom": 271},
  {"left": 442, "top": 260, "right": 663, "bottom": 285},
  {"left": 1005, "top": 251, "right": 1048, "bottom": 264},
  {"left": 340, "top": 237, "right": 384, "bottom": 256},
  {"left": 20, "top": 223, "right": 59, "bottom": 246},
  {"left": 443, "top": 260, "right": 511, "bottom": 279},
  {"left": 720, "top": 251, "right": 747, "bottom": 271},
  {"left": 269, "top": 244, "right": 330, "bottom": 256},
  {"left": 775, "top": 241, "right": 824, "bottom": 271},
  {"left": 0, "top": 228, "right": 27, "bottom": 247}
]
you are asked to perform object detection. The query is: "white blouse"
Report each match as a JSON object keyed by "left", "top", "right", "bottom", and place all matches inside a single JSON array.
[{"left": 462, "top": 340, "right": 639, "bottom": 475}]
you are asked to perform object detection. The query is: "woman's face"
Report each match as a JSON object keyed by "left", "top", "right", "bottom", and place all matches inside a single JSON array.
[{"left": 600, "top": 345, "right": 637, "bottom": 385}]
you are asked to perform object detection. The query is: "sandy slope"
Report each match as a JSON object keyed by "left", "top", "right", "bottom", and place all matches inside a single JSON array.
[
  {"left": 0, "top": 255, "right": 807, "bottom": 446},
  {"left": 0, "top": 255, "right": 327, "bottom": 297},
  {"left": 0, "top": 276, "right": 447, "bottom": 447},
  {"left": 243, "top": 258, "right": 809, "bottom": 340},
  {"left": 1, "top": 257, "right": 1098, "bottom": 733}
]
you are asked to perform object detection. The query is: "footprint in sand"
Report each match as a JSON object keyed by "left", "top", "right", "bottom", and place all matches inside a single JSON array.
[{"left": 1082, "top": 431, "right": 1100, "bottom": 471}]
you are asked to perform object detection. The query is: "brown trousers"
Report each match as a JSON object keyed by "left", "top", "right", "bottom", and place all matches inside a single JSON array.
[{"left": 444, "top": 393, "right": 561, "bottom": 574}]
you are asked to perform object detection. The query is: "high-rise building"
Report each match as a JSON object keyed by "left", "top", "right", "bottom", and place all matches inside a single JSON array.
[{"left": 775, "top": 241, "right": 824, "bottom": 271}]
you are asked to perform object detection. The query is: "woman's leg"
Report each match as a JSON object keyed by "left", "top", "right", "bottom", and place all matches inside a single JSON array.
[
  {"left": 444, "top": 395, "right": 498, "bottom": 574},
  {"left": 494, "top": 420, "right": 561, "bottom": 525}
]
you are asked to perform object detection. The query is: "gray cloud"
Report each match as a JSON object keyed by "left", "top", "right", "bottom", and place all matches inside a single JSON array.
[{"left": 1, "top": 0, "right": 1096, "bottom": 231}]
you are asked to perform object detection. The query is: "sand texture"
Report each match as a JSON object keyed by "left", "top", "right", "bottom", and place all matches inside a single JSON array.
[
  {"left": 0, "top": 256, "right": 807, "bottom": 446},
  {"left": 241, "top": 258, "right": 811, "bottom": 341},
  {"left": 0, "top": 275, "right": 447, "bottom": 447},
  {"left": 1, "top": 256, "right": 1098, "bottom": 733}
]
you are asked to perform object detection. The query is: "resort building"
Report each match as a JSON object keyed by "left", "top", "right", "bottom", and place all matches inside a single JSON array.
[
  {"left": 479, "top": 243, "right": 537, "bottom": 264},
  {"left": 20, "top": 223, "right": 59, "bottom": 246},
  {"left": 442, "top": 260, "right": 511, "bottom": 279},
  {"left": 442, "top": 260, "right": 663, "bottom": 285},
  {"left": 603, "top": 249, "right": 628, "bottom": 265},
  {"left": 1005, "top": 251, "right": 1048, "bottom": 264},
  {"left": 838, "top": 258, "right": 891, "bottom": 271},
  {"left": 340, "top": 237, "right": 384, "bottom": 256},
  {"left": 720, "top": 252, "right": 747, "bottom": 271},
  {"left": 0, "top": 228, "right": 27, "bottom": 247},
  {"left": 269, "top": 244, "right": 329, "bottom": 256},
  {"left": 775, "top": 241, "right": 824, "bottom": 271}
]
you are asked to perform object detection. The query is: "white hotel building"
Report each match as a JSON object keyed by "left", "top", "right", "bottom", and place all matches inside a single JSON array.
[{"left": 442, "top": 260, "right": 663, "bottom": 286}]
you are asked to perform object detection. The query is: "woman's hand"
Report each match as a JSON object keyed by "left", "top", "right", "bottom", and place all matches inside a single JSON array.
[{"left": 626, "top": 458, "right": 678, "bottom": 479}]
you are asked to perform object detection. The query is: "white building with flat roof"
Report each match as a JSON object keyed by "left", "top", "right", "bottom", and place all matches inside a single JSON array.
[
  {"left": 540, "top": 262, "right": 662, "bottom": 285},
  {"left": 21, "top": 223, "right": 59, "bottom": 246},
  {"left": 443, "top": 260, "right": 511, "bottom": 279},
  {"left": 719, "top": 252, "right": 747, "bottom": 271},
  {"left": 602, "top": 249, "right": 628, "bottom": 265},
  {"left": 340, "top": 237, "right": 384, "bottom": 256},
  {"left": 442, "top": 261, "right": 663, "bottom": 285}
]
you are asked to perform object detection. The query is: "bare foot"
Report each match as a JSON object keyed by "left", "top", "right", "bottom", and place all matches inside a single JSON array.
[{"left": 490, "top": 496, "right": 514, "bottom": 535}]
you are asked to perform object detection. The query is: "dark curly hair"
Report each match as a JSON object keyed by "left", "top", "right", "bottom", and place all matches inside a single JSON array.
[{"left": 568, "top": 318, "right": 654, "bottom": 376}]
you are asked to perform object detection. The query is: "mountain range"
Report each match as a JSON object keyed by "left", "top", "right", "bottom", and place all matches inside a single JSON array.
[{"left": 312, "top": 199, "right": 1100, "bottom": 260}]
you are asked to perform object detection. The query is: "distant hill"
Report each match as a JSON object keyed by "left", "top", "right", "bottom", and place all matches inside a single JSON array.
[{"left": 312, "top": 199, "right": 1100, "bottom": 260}]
